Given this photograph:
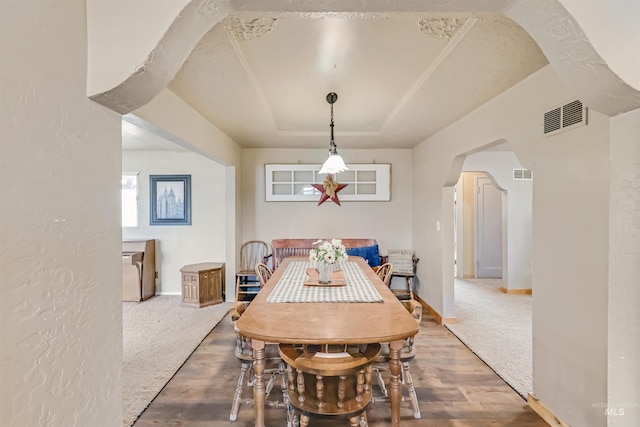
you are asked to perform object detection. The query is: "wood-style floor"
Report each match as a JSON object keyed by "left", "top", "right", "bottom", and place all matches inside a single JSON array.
[{"left": 133, "top": 312, "right": 548, "bottom": 426}]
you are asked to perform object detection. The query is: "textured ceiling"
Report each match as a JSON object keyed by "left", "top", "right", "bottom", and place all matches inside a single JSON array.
[{"left": 124, "top": 13, "right": 548, "bottom": 151}]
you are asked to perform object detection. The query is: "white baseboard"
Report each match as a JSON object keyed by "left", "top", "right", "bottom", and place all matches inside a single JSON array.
[{"left": 155, "top": 292, "right": 181, "bottom": 296}]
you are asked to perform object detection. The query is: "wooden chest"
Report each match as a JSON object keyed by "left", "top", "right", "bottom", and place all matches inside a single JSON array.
[{"left": 180, "top": 263, "right": 225, "bottom": 307}]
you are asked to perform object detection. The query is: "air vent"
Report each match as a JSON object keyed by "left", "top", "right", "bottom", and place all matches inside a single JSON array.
[
  {"left": 513, "top": 169, "right": 533, "bottom": 180},
  {"left": 544, "top": 108, "right": 561, "bottom": 134},
  {"left": 543, "top": 100, "right": 587, "bottom": 136}
]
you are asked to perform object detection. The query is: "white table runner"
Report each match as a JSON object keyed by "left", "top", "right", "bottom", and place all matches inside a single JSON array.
[{"left": 266, "top": 261, "right": 383, "bottom": 303}]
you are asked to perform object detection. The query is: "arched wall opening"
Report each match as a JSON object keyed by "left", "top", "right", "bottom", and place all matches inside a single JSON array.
[
  {"left": 121, "top": 115, "right": 238, "bottom": 297},
  {"left": 441, "top": 139, "right": 534, "bottom": 320}
]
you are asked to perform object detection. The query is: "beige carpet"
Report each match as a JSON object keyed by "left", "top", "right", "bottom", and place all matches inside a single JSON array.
[
  {"left": 445, "top": 278, "right": 532, "bottom": 398},
  {"left": 122, "top": 296, "right": 231, "bottom": 426}
]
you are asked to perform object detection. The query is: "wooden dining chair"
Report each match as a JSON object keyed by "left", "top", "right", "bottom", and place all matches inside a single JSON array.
[
  {"left": 229, "top": 302, "right": 290, "bottom": 422},
  {"left": 387, "top": 250, "right": 419, "bottom": 301},
  {"left": 255, "top": 262, "right": 273, "bottom": 288},
  {"left": 236, "top": 240, "right": 269, "bottom": 301},
  {"left": 371, "top": 299, "right": 422, "bottom": 419},
  {"left": 375, "top": 262, "right": 393, "bottom": 286},
  {"left": 279, "top": 342, "right": 381, "bottom": 427}
]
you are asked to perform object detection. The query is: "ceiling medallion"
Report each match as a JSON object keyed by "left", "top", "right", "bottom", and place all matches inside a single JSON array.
[
  {"left": 194, "top": 0, "right": 219, "bottom": 17},
  {"left": 418, "top": 17, "right": 465, "bottom": 40},
  {"left": 223, "top": 17, "right": 278, "bottom": 41}
]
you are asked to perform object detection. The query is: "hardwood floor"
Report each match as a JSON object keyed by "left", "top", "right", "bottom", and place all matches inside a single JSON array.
[{"left": 133, "top": 312, "right": 547, "bottom": 426}]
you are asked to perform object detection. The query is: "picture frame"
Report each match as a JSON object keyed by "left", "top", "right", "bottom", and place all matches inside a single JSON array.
[{"left": 149, "top": 175, "right": 191, "bottom": 225}]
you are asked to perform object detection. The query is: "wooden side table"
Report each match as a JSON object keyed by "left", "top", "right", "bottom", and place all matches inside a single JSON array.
[{"left": 180, "top": 263, "right": 225, "bottom": 307}]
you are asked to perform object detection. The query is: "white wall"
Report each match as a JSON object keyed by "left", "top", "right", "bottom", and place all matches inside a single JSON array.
[
  {"left": 530, "top": 106, "right": 610, "bottom": 427},
  {"left": 122, "top": 151, "right": 227, "bottom": 295},
  {"left": 242, "top": 148, "right": 413, "bottom": 253},
  {"left": 1, "top": 0, "right": 122, "bottom": 425},
  {"left": 462, "top": 151, "right": 533, "bottom": 290},
  {"left": 608, "top": 109, "right": 640, "bottom": 425},
  {"left": 412, "top": 65, "right": 611, "bottom": 426}
]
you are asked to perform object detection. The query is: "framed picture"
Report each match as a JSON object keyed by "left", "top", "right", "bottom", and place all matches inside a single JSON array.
[{"left": 149, "top": 175, "right": 191, "bottom": 225}]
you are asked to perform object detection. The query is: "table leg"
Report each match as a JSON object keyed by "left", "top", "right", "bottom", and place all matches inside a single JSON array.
[
  {"left": 389, "top": 340, "right": 403, "bottom": 427},
  {"left": 252, "top": 339, "right": 266, "bottom": 427}
]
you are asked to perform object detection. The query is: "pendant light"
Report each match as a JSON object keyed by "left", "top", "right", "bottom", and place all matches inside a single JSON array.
[{"left": 319, "top": 92, "right": 348, "bottom": 175}]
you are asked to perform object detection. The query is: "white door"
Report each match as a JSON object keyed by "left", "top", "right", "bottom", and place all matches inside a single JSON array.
[{"left": 476, "top": 176, "right": 503, "bottom": 278}]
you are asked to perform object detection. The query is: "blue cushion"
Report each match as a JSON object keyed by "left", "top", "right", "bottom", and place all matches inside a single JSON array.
[{"left": 346, "top": 245, "right": 381, "bottom": 267}]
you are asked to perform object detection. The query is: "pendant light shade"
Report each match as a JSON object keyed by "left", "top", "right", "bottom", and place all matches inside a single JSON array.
[
  {"left": 319, "top": 92, "right": 348, "bottom": 175},
  {"left": 320, "top": 153, "right": 349, "bottom": 175}
]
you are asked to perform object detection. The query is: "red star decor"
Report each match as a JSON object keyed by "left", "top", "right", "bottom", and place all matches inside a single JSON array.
[{"left": 312, "top": 174, "right": 347, "bottom": 206}]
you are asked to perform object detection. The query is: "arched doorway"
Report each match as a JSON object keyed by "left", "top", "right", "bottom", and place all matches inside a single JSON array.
[{"left": 447, "top": 146, "right": 534, "bottom": 398}]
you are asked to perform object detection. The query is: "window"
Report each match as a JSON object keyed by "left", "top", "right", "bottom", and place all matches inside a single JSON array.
[
  {"left": 122, "top": 172, "right": 139, "bottom": 227},
  {"left": 265, "top": 164, "right": 391, "bottom": 201}
]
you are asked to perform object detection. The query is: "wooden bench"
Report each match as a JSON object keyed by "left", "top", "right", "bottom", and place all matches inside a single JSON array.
[{"left": 269, "top": 238, "right": 379, "bottom": 270}]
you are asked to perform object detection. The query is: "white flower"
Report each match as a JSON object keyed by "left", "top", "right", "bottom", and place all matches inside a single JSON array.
[{"left": 312, "top": 239, "right": 348, "bottom": 264}]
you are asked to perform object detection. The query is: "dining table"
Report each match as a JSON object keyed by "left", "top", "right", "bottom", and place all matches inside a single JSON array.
[{"left": 235, "top": 256, "right": 420, "bottom": 427}]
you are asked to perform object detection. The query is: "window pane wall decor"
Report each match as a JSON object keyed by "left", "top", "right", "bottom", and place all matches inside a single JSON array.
[{"left": 265, "top": 164, "right": 391, "bottom": 202}]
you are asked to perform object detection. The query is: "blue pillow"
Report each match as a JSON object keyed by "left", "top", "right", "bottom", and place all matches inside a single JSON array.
[{"left": 346, "top": 245, "right": 381, "bottom": 267}]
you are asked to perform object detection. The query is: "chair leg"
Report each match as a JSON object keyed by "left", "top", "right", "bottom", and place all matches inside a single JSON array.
[
  {"left": 247, "top": 363, "right": 255, "bottom": 387},
  {"left": 360, "top": 411, "right": 368, "bottom": 427},
  {"left": 402, "top": 361, "right": 421, "bottom": 419},
  {"left": 230, "top": 362, "right": 249, "bottom": 421},
  {"left": 300, "top": 414, "right": 310, "bottom": 427},
  {"left": 349, "top": 412, "right": 368, "bottom": 427},
  {"left": 373, "top": 366, "right": 388, "bottom": 398},
  {"left": 407, "top": 277, "right": 414, "bottom": 300},
  {"left": 266, "top": 371, "right": 276, "bottom": 397},
  {"left": 280, "top": 362, "right": 294, "bottom": 427}
]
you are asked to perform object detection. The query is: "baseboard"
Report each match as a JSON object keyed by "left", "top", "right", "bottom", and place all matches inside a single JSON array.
[
  {"left": 442, "top": 317, "right": 457, "bottom": 324},
  {"left": 528, "top": 393, "right": 569, "bottom": 427},
  {"left": 414, "top": 294, "right": 443, "bottom": 324},
  {"left": 156, "top": 292, "right": 181, "bottom": 296},
  {"left": 500, "top": 287, "right": 532, "bottom": 295}
]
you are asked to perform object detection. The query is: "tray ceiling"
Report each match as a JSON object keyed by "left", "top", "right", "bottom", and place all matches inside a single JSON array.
[{"left": 124, "top": 13, "right": 547, "bottom": 151}]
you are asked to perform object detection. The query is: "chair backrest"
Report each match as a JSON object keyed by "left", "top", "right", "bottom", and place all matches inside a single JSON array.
[
  {"left": 376, "top": 262, "right": 393, "bottom": 286},
  {"left": 270, "top": 238, "right": 378, "bottom": 270},
  {"left": 387, "top": 249, "right": 416, "bottom": 275},
  {"left": 239, "top": 240, "right": 269, "bottom": 271},
  {"left": 254, "top": 262, "right": 273, "bottom": 287},
  {"left": 279, "top": 342, "right": 381, "bottom": 420}
]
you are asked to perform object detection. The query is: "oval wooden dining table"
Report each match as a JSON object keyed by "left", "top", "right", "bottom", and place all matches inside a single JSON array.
[{"left": 235, "top": 256, "right": 420, "bottom": 427}]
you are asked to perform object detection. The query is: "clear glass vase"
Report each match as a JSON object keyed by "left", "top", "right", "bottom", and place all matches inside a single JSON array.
[{"left": 317, "top": 261, "right": 333, "bottom": 284}]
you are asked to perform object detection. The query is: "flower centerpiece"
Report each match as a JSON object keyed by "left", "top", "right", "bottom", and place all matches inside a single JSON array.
[{"left": 309, "top": 239, "right": 348, "bottom": 283}]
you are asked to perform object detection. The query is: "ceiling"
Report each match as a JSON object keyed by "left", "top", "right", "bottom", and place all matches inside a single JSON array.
[{"left": 123, "top": 13, "right": 548, "bottom": 152}]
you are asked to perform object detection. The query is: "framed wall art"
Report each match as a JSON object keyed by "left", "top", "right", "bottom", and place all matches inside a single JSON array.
[{"left": 149, "top": 175, "right": 191, "bottom": 225}]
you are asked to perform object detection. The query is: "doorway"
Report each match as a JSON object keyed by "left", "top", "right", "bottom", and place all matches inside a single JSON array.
[
  {"left": 476, "top": 176, "right": 503, "bottom": 278},
  {"left": 447, "top": 153, "right": 534, "bottom": 398}
]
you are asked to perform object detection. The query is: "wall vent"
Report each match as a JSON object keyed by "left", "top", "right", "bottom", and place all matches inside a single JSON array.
[
  {"left": 543, "top": 100, "right": 587, "bottom": 136},
  {"left": 513, "top": 169, "right": 533, "bottom": 180}
]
